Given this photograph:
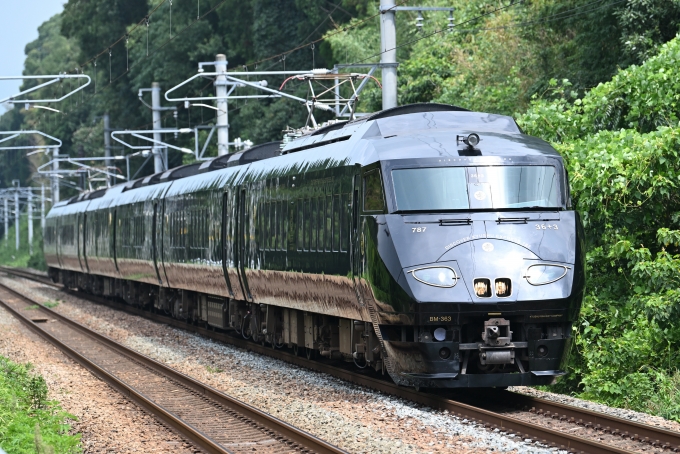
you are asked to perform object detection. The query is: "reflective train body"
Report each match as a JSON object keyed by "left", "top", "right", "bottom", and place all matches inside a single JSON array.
[{"left": 44, "top": 104, "right": 585, "bottom": 389}]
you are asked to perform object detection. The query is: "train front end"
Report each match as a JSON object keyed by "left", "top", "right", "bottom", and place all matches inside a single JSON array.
[{"left": 359, "top": 124, "right": 585, "bottom": 389}]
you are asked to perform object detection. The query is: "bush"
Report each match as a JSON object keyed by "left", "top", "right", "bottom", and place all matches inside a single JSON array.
[
  {"left": 0, "top": 356, "right": 80, "bottom": 453},
  {"left": 518, "top": 35, "right": 680, "bottom": 420}
]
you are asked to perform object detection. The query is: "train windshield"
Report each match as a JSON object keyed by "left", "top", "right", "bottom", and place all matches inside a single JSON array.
[{"left": 391, "top": 166, "right": 560, "bottom": 212}]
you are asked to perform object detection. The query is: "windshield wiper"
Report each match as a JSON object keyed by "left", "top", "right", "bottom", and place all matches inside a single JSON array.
[
  {"left": 440, "top": 218, "right": 472, "bottom": 226},
  {"left": 496, "top": 217, "right": 529, "bottom": 224}
]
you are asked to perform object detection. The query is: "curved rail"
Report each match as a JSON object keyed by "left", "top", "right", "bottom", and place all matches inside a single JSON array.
[
  {"left": 0, "top": 279, "right": 345, "bottom": 454},
  {"left": 5, "top": 267, "right": 680, "bottom": 453}
]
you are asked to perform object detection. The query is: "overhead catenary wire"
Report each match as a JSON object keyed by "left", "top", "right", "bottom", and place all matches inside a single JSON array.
[
  {"left": 348, "top": 0, "right": 627, "bottom": 67},
  {"left": 236, "top": 0, "right": 411, "bottom": 71}
]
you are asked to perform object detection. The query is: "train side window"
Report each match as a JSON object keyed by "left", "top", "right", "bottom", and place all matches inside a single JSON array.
[
  {"left": 264, "top": 202, "right": 270, "bottom": 251},
  {"left": 303, "top": 198, "right": 311, "bottom": 251},
  {"left": 325, "top": 194, "right": 332, "bottom": 251},
  {"left": 363, "top": 169, "right": 385, "bottom": 212},
  {"left": 333, "top": 194, "right": 340, "bottom": 252},
  {"left": 317, "top": 196, "right": 325, "bottom": 252},
  {"left": 341, "top": 193, "right": 349, "bottom": 252},
  {"left": 310, "top": 197, "right": 317, "bottom": 251},
  {"left": 297, "top": 199, "right": 304, "bottom": 251},
  {"left": 276, "top": 201, "right": 282, "bottom": 251},
  {"left": 258, "top": 202, "right": 264, "bottom": 251}
]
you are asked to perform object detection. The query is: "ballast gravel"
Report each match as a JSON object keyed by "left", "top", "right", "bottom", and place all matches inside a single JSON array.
[
  {"left": 508, "top": 385, "right": 680, "bottom": 433},
  {"left": 0, "top": 300, "right": 194, "bottom": 453},
  {"left": 0, "top": 275, "right": 586, "bottom": 453}
]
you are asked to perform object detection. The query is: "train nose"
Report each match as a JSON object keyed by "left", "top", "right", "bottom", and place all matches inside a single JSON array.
[{"left": 400, "top": 238, "right": 575, "bottom": 303}]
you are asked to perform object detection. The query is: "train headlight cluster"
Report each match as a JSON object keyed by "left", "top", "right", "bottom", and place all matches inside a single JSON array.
[
  {"left": 409, "top": 266, "right": 458, "bottom": 288},
  {"left": 525, "top": 264, "right": 569, "bottom": 285}
]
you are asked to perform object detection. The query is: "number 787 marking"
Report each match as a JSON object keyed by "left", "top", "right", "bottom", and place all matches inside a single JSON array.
[{"left": 412, "top": 227, "right": 427, "bottom": 233}]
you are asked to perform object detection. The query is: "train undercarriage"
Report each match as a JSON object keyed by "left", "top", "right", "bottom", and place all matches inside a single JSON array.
[{"left": 52, "top": 268, "right": 571, "bottom": 389}]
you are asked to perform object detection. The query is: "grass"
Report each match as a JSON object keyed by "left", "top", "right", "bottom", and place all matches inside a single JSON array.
[
  {"left": 0, "top": 356, "right": 81, "bottom": 453},
  {"left": 205, "top": 365, "right": 224, "bottom": 374},
  {"left": 43, "top": 301, "right": 59, "bottom": 309},
  {"left": 0, "top": 216, "right": 47, "bottom": 271}
]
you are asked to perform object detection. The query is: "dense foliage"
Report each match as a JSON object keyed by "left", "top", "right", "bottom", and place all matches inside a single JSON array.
[
  {"left": 518, "top": 37, "right": 680, "bottom": 419},
  {"left": 0, "top": 356, "right": 80, "bottom": 453}
]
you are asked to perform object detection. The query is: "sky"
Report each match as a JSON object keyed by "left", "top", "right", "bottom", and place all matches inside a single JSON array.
[{"left": 0, "top": 0, "right": 66, "bottom": 107}]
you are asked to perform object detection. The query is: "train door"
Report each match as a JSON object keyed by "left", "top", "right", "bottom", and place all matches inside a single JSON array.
[
  {"left": 220, "top": 192, "right": 235, "bottom": 298},
  {"left": 236, "top": 187, "right": 252, "bottom": 301},
  {"left": 82, "top": 212, "right": 90, "bottom": 273},
  {"left": 152, "top": 200, "right": 163, "bottom": 285},
  {"left": 77, "top": 213, "right": 86, "bottom": 272},
  {"left": 55, "top": 217, "right": 63, "bottom": 268},
  {"left": 351, "top": 173, "right": 361, "bottom": 278},
  {"left": 112, "top": 208, "right": 119, "bottom": 272}
]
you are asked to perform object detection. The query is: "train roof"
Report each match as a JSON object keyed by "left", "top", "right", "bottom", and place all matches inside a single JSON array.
[{"left": 55, "top": 103, "right": 560, "bottom": 208}]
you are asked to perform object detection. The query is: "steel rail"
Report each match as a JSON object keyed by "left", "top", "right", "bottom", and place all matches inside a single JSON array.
[
  {"left": 0, "top": 280, "right": 345, "bottom": 454},
  {"left": 5, "top": 267, "right": 677, "bottom": 453}
]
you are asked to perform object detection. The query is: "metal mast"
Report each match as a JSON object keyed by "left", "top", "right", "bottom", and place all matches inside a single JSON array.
[
  {"left": 52, "top": 148, "right": 60, "bottom": 202},
  {"left": 14, "top": 187, "right": 19, "bottom": 251},
  {"left": 215, "top": 54, "right": 229, "bottom": 156},
  {"left": 3, "top": 198, "right": 7, "bottom": 248},
  {"left": 151, "top": 82, "right": 164, "bottom": 173},
  {"left": 380, "top": 0, "right": 398, "bottom": 110},
  {"left": 28, "top": 191, "right": 33, "bottom": 255},
  {"left": 104, "top": 113, "right": 112, "bottom": 185}
]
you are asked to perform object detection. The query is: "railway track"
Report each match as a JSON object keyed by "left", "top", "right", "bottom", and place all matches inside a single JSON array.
[
  {"left": 0, "top": 278, "right": 345, "bottom": 454},
  {"left": 4, "top": 266, "right": 680, "bottom": 453}
]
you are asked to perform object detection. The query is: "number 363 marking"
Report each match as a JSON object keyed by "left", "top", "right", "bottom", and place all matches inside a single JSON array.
[{"left": 536, "top": 224, "right": 558, "bottom": 230}]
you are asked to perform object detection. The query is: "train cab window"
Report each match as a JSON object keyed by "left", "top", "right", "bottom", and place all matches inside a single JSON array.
[
  {"left": 363, "top": 170, "right": 385, "bottom": 212},
  {"left": 392, "top": 166, "right": 560, "bottom": 211}
]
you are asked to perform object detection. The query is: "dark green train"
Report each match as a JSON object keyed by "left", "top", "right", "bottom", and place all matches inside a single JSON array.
[{"left": 44, "top": 103, "right": 585, "bottom": 389}]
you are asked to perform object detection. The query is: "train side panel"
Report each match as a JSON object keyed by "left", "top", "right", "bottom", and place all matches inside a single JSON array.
[{"left": 112, "top": 183, "right": 170, "bottom": 285}]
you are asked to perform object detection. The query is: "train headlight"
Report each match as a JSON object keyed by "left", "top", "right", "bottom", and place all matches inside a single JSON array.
[
  {"left": 524, "top": 264, "right": 569, "bottom": 285},
  {"left": 409, "top": 266, "right": 458, "bottom": 288}
]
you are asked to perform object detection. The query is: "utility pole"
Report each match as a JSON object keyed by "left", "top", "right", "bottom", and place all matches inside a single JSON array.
[
  {"left": 40, "top": 185, "right": 45, "bottom": 232},
  {"left": 14, "top": 187, "right": 19, "bottom": 251},
  {"left": 52, "top": 147, "right": 60, "bottom": 202},
  {"left": 103, "top": 113, "right": 112, "bottom": 185},
  {"left": 151, "top": 82, "right": 165, "bottom": 173},
  {"left": 380, "top": 0, "right": 398, "bottom": 110},
  {"left": 28, "top": 191, "right": 33, "bottom": 256},
  {"left": 3, "top": 198, "right": 8, "bottom": 248},
  {"left": 215, "top": 54, "right": 229, "bottom": 156},
  {"left": 379, "top": 4, "right": 455, "bottom": 110},
  {"left": 40, "top": 184, "right": 45, "bottom": 235}
]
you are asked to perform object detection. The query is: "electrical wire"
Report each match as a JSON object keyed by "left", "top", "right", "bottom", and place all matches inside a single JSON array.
[
  {"left": 349, "top": 0, "right": 627, "bottom": 66},
  {"left": 350, "top": 0, "right": 526, "bottom": 66},
  {"left": 236, "top": 0, "right": 411, "bottom": 71}
]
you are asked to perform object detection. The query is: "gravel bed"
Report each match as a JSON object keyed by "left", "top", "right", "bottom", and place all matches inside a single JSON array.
[
  {"left": 0, "top": 295, "right": 194, "bottom": 453},
  {"left": 3, "top": 275, "right": 572, "bottom": 454},
  {"left": 508, "top": 386, "right": 680, "bottom": 432}
]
